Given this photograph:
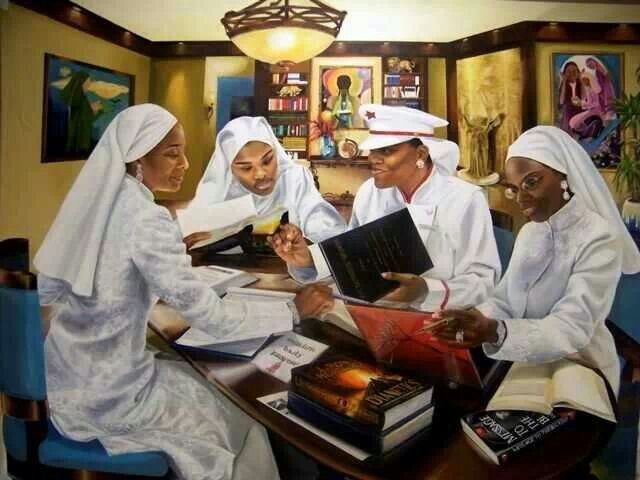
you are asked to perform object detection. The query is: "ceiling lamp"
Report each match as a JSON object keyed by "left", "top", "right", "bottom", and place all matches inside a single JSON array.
[{"left": 221, "top": 0, "right": 347, "bottom": 69}]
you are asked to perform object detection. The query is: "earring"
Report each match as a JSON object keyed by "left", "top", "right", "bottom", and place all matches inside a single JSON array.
[
  {"left": 560, "top": 179, "right": 570, "bottom": 201},
  {"left": 416, "top": 159, "right": 425, "bottom": 169},
  {"left": 135, "top": 163, "right": 144, "bottom": 183}
]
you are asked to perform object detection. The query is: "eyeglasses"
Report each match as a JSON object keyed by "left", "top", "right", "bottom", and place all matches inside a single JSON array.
[{"left": 502, "top": 171, "right": 545, "bottom": 200}]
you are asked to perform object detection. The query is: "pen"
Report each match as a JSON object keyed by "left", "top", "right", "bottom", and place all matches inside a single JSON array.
[{"left": 413, "top": 318, "right": 449, "bottom": 334}]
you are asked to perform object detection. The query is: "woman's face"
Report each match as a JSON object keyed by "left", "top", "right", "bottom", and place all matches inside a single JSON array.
[
  {"left": 139, "top": 123, "right": 189, "bottom": 193},
  {"left": 565, "top": 63, "right": 579, "bottom": 82},
  {"left": 231, "top": 141, "right": 277, "bottom": 196},
  {"left": 504, "top": 156, "right": 566, "bottom": 222},
  {"left": 368, "top": 141, "right": 427, "bottom": 189}
]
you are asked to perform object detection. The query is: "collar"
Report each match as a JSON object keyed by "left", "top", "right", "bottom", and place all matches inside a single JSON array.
[
  {"left": 125, "top": 174, "right": 155, "bottom": 201},
  {"left": 547, "top": 196, "right": 584, "bottom": 231},
  {"left": 395, "top": 166, "right": 436, "bottom": 204}
]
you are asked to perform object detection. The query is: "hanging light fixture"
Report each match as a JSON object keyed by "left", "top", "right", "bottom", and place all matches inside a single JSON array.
[{"left": 221, "top": 0, "right": 347, "bottom": 69}]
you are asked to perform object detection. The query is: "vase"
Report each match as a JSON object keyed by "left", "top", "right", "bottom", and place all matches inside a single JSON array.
[
  {"left": 320, "top": 134, "right": 336, "bottom": 159},
  {"left": 622, "top": 198, "right": 640, "bottom": 249}
]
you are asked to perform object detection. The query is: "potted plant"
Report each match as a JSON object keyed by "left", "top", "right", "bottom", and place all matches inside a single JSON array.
[{"left": 613, "top": 92, "right": 640, "bottom": 247}]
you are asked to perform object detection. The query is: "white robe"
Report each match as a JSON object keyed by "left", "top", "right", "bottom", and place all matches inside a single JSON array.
[
  {"left": 39, "top": 176, "right": 282, "bottom": 480},
  {"left": 295, "top": 168, "right": 501, "bottom": 311},
  {"left": 479, "top": 197, "right": 622, "bottom": 394}
]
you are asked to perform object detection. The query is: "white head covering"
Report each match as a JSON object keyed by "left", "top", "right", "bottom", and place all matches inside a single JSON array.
[
  {"left": 357, "top": 104, "right": 459, "bottom": 175},
  {"left": 193, "top": 116, "right": 294, "bottom": 214},
  {"left": 34, "top": 104, "right": 178, "bottom": 296},
  {"left": 507, "top": 125, "right": 640, "bottom": 274}
]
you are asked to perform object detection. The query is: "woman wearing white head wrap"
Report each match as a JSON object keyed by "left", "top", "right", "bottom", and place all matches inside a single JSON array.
[
  {"left": 190, "top": 116, "right": 346, "bottom": 244},
  {"left": 271, "top": 104, "right": 500, "bottom": 313},
  {"left": 35, "top": 104, "right": 333, "bottom": 480},
  {"left": 433, "top": 126, "right": 639, "bottom": 394}
]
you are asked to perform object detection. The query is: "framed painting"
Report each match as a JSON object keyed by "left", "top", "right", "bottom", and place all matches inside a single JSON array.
[
  {"left": 42, "top": 53, "right": 134, "bottom": 163},
  {"left": 551, "top": 52, "right": 623, "bottom": 169},
  {"left": 216, "top": 76, "right": 255, "bottom": 134},
  {"left": 318, "top": 66, "right": 373, "bottom": 129}
]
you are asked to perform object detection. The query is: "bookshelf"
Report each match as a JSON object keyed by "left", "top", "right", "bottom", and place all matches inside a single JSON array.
[
  {"left": 255, "top": 61, "right": 310, "bottom": 160},
  {"left": 382, "top": 57, "right": 428, "bottom": 111}
]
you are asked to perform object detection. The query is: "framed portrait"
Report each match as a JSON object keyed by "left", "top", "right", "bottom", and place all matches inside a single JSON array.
[
  {"left": 551, "top": 52, "right": 623, "bottom": 169},
  {"left": 42, "top": 53, "right": 134, "bottom": 163},
  {"left": 318, "top": 66, "right": 373, "bottom": 129}
]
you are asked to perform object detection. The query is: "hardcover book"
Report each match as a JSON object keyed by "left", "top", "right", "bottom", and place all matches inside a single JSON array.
[
  {"left": 290, "top": 353, "right": 433, "bottom": 431},
  {"left": 460, "top": 410, "right": 572, "bottom": 465},
  {"left": 347, "top": 303, "right": 505, "bottom": 389},
  {"left": 318, "top": 208, "right": 432, "bottom": 303},
  {"left": 288, "top": 390, "right": 434, "bottom": 453}
]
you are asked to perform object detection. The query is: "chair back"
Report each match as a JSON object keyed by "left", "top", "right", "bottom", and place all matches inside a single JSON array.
[
  {"left": 0, "top": 270, "right": 46, "bottom": 401},
  {"left": 0, "top": 238, "right": 29, "bottom": 272},
  {"left": 493, "top": 226, "right": 515, "bottom": 276},
  {"left": 609, "top": 273, "right": 640, "bottom": 343}
]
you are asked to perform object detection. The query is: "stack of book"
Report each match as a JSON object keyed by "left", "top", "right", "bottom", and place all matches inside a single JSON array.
[{"left": 288, "top": 353, "right": 434, "bottom": 455}]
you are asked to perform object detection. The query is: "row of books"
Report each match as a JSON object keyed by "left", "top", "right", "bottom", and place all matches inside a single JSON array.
[
  {"left": 282, "top": 136, "right": 307, "bottom": 151},
  {"left": 384, "top": 86, "right": 421, "bottom": 99},
  {"left": 383, "top": 98, "right": 421, "bottom": 109},
  {"left": 272, "top": 72, "right": 308, "bottom": 85},
  {"left": 272, "top": 124, "right": 308, "bottom": 137},
  {"left": 384, "top": 73, "right": 421, "bottom": 86},
  {"left": 268, "top": 97, "right": 309, "bottom": 112}
]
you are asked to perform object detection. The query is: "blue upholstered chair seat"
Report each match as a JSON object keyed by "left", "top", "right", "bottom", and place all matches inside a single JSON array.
[{"left": 4, "top": 417, "right": 170, "bottom": 476}]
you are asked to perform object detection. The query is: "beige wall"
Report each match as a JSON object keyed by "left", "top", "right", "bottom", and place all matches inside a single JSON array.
[
  {"left": 428, "top": 57, "right": 448, "bottom": 138},
  {"left": 0, "top": 5, "right": 150, "bottom": 265},
  {"left": 536, "top": 42, "right": 640, "bottom": 207}
]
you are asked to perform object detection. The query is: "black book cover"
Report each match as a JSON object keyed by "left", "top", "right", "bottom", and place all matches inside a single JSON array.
[
  {"left": 318, "top": 208, "right": 432, "bottom": 303},
  {"left": 461, "top": 410, "right": 572, "bottom": 465}
]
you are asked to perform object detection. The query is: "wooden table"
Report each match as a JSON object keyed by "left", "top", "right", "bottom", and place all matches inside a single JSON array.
[{"left": 149, "top": 272, "right": 614, "bottom": 480}]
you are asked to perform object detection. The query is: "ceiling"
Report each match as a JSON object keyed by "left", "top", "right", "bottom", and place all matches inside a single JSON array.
[{"left": 70, "top": 0, "right": 640, "bottom": 43}]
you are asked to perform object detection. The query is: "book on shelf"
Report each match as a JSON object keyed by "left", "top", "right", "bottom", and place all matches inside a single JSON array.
[
  {"left": 192, "top": 265, "right": 257, "bottom": 296},
  {"left": 176, "top": 195, "right": 286, "bottom": 251},
  {"left": 251, "top": 331, "right": 329, "bottom": 383},
  {"left": 318, "top": 207, "right": 432, "bottom": 303},
  {"left": 346, "top": 303, "right": 506, "bottom": 389},
  {"left": 272, "top": 72, "right": 308, "bottom": 85},
  {"left": 461, "top": 410, "right": 572, "bottom": 465},
  {"left": 268, "top": 97, "right": 309, "bottom": 111},
  {"left": 290, "top": 353, "right": 433, "bottom": 431},
  {"left": 384, "top": 74, "right": 420, "bottom": 86},
  {"left": 288, "top": 390, "right": 434, "bottom": 454},
  {"left": 486, "top": 359, "right": 616, "bottom": 423}
]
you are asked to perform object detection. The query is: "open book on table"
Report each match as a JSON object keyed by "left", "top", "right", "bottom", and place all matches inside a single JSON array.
[
  {"left": 193, "top": 265, "right": 257, "bottom": 296},
  {"left": 173, "top": 287, "right": 296, "bottom": 358},
  {"left": 176, "top": 195, "right": 286, "bottom": 251},
  {"left": 486, "top": 359, "right": 616, "bottom": 423}
]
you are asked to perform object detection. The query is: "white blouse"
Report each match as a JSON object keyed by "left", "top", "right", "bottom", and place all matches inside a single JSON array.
[{"left": 479, "top": 197, "right": 622, "bottom": 393}]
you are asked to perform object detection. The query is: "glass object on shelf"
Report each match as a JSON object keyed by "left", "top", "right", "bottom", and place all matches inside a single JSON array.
[{"left": 320, "top": 133, "right": 336, "bottom": 159}]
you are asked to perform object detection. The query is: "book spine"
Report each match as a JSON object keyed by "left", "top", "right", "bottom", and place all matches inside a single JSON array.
[
  {"left": 495, "top": 415, "right": 570, "bottom": 464},
  {"left": 291, "top": 374, "right": 382, "bottom": 428},
  {"left": 288, "top": 392, "right": 383, "bottom": 452}
]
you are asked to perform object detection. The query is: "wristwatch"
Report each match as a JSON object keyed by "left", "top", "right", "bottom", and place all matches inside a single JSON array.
[{"left": 494, "top": 319, "right": 507, "bottom": 348}]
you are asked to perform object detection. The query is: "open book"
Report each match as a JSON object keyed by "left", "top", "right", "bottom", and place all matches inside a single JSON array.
[
  {"left": 486, "top": 359, "right": 616, "bottom": 423},
  {"left": 193, "top": 265, "right": 257, "bottom": 296},
  {"left": 176, "top": 195, "right": 286, "bottom": 251}
]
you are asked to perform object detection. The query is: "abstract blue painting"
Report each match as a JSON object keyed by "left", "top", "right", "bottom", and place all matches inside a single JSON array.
[{"left": 42, "top": 53, "right": 134, "bottom": 162}]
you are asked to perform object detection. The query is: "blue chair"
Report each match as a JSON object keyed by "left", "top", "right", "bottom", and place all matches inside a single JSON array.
[
  {"left": 493, "top": 226, "right": 515, "bottom": 276},
  {"left": 0, "top": 269, "right": 170, "bottom": 479},
  {"left": 0, "top": 238, "right": 29, "bottom": 272}
]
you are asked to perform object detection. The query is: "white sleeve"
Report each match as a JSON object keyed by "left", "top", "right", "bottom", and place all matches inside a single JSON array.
[
  {"left": 288, "top": 243, "right": 333, "bottom": 283},
  {"left": 482, "top": 229, "right": 622, "bottom": 363},
  {"left": 412, "top": 191, "right": 500, "bottom": 311},
  {"left": 132, "top": 207, "right": 294, "bottom": 338}
]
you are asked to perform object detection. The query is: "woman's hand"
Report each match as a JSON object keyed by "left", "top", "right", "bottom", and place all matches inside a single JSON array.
[
  {"left": 430, "top": 308, "right": 499, "bottom": 348},
  {"left": 294, "top": 283, "right": 334, "bottom": 319},
  {"left": 268, "top": 224, "right": 313, "bottom": 268},
  {"left": 183, "top": 232, "right": 211, "bottom": 251},
  {"left": 379, "top": 272, "right": 428, "bottom": 303}
]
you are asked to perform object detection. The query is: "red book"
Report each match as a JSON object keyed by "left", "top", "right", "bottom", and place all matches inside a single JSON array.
[{"left": 346, "top": 304, "right": 504, "bottom": 389}]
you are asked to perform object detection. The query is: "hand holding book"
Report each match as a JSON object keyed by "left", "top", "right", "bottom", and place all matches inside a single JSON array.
[{"left": 431, "top": 308, "right": 500, "bottom": 348}]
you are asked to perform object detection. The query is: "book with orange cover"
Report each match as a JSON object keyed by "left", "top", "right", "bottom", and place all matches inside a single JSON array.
[
  {"left": 346, "top": 304, "right": 506, "bottom": 389},
  {"left": 290, "top": 353, "right": 433, "bottom": 431}
]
